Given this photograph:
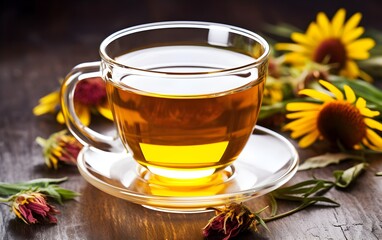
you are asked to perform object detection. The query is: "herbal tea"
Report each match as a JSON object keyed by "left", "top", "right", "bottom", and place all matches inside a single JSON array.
[{"left": 106, "top": 46, "right": 265, "bottom": 179}]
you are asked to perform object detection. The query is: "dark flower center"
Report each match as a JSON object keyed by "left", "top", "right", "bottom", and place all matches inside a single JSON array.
[
  {"left": 317, "top": 101, "right": 366, "bottom": 148},
  {"left": 313, "top": 38, "right": 347, "bottom": 70},
  {"left": 74, "top": 77, "right": 107, "bottom": 106}
]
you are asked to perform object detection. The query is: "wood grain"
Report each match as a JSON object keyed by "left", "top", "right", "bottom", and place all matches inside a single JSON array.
[{"left": 1, "top": 1, "right": 382, "bottom": 239}]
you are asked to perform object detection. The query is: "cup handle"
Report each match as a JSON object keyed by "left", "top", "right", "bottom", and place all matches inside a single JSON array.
[{"left": 60, "top": 61, "right": 125, "bottom": 153}]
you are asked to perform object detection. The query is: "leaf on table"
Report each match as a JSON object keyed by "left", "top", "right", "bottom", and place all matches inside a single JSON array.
[
  {"left": 21, "top": 177, "right": 69, "bottom": 186},
  {"left": 271, "top": 179, "right": 338, "bottom": 205},
  {"left": 298, "top": 152, "right": 364, "bottom": 171},
  {"left": 0, "top": 177, "right": 79, "bottom": 204},
  {"left": 333, "top": 163, "right": 368, "bottom": 188},
  {"left": 264, "top": 179, "right": 338, "bottom": 222}
]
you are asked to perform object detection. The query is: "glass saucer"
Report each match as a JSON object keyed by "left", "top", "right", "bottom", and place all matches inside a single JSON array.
[{"left": 77, "top": 126, "right": 299, "bottom": 213}]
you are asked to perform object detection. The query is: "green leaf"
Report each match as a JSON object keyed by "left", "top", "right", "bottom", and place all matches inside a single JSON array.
[
  {"left": 264, "top": 179, "right": 338, "bottom": 223},
  {"left": 298, "top": 153, "right": 364, "bottom": 171},
  {"left": 51, "top": 186, "right": 80, "bottom": 201},
  {"left": 259, "top": 102, "right": 286, "bottom": 119},
  {"left": 22, "top": 177, "right": 68, "bottom": 186},
  {"left": 253, "top": 206, "right": 270, "bottom": 232},
  {"left": 358, "top": 56, "right": 382, "bottom": 78},
  {"left": 0, "top": 177, "right": 79, "bottom": 204},
  {"left": 0, "top": 184, "right": 31, "bottom": 196},
  {"left": 268, "top": 194, "right": 278, "bottom": 217},
  {"left": 0, "top": 178, "right": 68, "bottom": 196},
  {"left": 37, "top": 186, "right": 79, "bottom": 204},
  {"left": 41, "top": 187, "right": 63, "bottom": 204},
  {"left": 273, "top": 179, "right": 334, "bottom": 196},
  {"left": 271, "top": 179, "right": 337, "bottom": 205},
  {"left": 333, "top": 163, "right": 368, "bottom": 188},
  {"left": 330, "top": 77, "right": 382, "bottom": 110}
]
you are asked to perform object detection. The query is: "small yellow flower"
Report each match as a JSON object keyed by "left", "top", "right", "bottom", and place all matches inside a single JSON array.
[
  {"left": 263, "top": 80, "right": 285, "bottom": 105},
  {"left": 276, "top": 8, "right": 375, "bottom": 81},
  {"left": 284, "top": 80, "right": 382, "bottom": 150},
  {"left": 33, "top": 77, "right": 113, "bottom": 125}
]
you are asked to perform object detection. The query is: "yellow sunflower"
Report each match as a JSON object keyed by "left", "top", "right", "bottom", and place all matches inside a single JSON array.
[
  {"left": 33, "top": 77, "right": 113, "bottom": 125},
  {"left": 276, "top": 8, "right": 375, "bottom": 81},
  {"left": 283, "top": 80, "right": 382, "bottom": 150}
]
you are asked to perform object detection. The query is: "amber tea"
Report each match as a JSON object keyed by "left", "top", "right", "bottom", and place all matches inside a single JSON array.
[
  {"left": 61, "top": 22, "right": 270, "bottom": 184},
  {"left": 106, "top": 45, "right": 265, "bottom": 179}
]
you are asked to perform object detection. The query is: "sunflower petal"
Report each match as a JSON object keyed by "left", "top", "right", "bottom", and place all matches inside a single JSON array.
[
  {"left": 343, "top": 85, "right": 356, "bottom": 103},
  {"left": 33, "top": 91, "right": 61, "bottom": 115},
  {"left": 342, "top": 27, "right": 364, "bottom": 44},
  {"left": 341, "top": 60, "right": 360, "bottom": 78},
  {"left": 299, "top": 129, "right": 320, "bottom": 148},
  {"left": 298, "top": 89, "right": 334, "bottom": 102},
  {"left": 286, "top": 110, "right": 318, "bottom": 119},
  {"left": 365, "top": 118, "right": 382, "bottom": 131},
  {"left": 283, "top": 52, "right": 310, "bottom": 64},
  {"left": 362, "top": 138, "right": 381, "bottom": 151},
  {"left": 283, "top": 115, "right": 317, "bottom": 130},
  {"left": 56, "top": 111, "right": 65, "bottom": 124},
  {"left": 305, "top": 22, "right": 322, "bottom": 41},
  {"left": 285, "top": 119, "right": 318, "bottom": 135},
  {"left": 38, "top": 91, "right": 60, "bottom": 104},
  {"left": 356, "top": 97, "right": 366, "bottom": 108},
  {"left": 366, "top": 129, "right": 382, "bottom": 148},
  {"left": 331, "top": 8, "right": 346, "bottom": 37},
  {"left": 33, "top": 103, "right": 58, "bottom": 115},
  {"left": 359, "top": 108, "right": 380, "bottom": 118},
  {"left": 291, "top": 32, "right": 315, "bottom": 47},
  {"left": 343, "top": 12, "right": 362, "bottom": 35},
  {"left": 286, "top": 102, "right": 322, "bottom": 111},
  {"left": 275, "top": 43, "right": 309, "bottom": 53},
  {"left": 75, "top": 104, "right": 91, "bottom": 126},
  {"left": 290, "top": 124, "right": 317, "bottom": 138},
  {"left": 318, "top": 80, "right": 344, "bottom": 100},
  {"left": 347, "top": 38, "right": 376, "bottom": 53},
  {"left": 316, "top": 12, "right": 331, "bottom": 37},
  {"left": 97, "top": 104, "right": 114, "bottom": 121},
  {"left": 348, "top": 51, "right": 370, "bottom": 60},
  {"left": 355, "top": 98, "right": 380, "bottom": 118}
]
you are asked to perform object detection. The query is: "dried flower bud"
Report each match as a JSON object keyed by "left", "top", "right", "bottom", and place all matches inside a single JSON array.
[
  {"left": 297, "top": 69, "right": 329, "bottom": 92},
  {"left": 203, "top": 203, "right": 257, "bottom": 240},
  {"left": 268, "top": 58, "right": 281, "bottom": 78},
  {"left": 36, "top": 130, "right": 83, "bottom": 169},
  {"left": 11, "top": 192, "right": 60, "bottom": 224},
  {"left": 74, "top": 77, "right": 107, "bottom": 106}
]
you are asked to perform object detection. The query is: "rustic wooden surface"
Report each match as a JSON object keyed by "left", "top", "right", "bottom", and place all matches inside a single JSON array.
[{"left": 1, "top": 1, "right": 382, "bottom": 239}]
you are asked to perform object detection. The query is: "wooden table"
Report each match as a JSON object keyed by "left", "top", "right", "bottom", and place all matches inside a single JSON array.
[{"left": 1, "top": 1, "right": 382, "bottom": 239}]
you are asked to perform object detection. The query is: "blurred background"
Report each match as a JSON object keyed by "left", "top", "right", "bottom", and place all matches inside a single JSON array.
[
  {"left": 2, "top": 0, "right": 382, "bottom": 47},
  {"left": 1, "top": 0, "right": 382, "bottom": 115}
]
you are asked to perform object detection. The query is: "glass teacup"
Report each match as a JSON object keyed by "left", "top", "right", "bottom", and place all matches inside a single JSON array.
[{"left": 61, "top": 21, "right": 269, "bottom": 185}]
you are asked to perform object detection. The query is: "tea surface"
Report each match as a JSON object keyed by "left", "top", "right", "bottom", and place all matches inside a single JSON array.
[{"left": 107, "top": 46, "right": 265, "bottom": 179}]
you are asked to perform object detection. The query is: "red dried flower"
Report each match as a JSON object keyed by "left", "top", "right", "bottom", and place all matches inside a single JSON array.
[
  {"left": 74, "top": 77, "right": 107, "bottom": 106},
  {"left": 203, "top": 203, "right": 257, "bottom": 240},
  {"left": 11, "top": 192, "right": 60, "bottom": 224}
]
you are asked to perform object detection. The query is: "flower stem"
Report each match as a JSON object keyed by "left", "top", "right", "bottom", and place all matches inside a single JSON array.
[
  {"left": 0, "top": 195, "right": 13, "bottom": 202},
  {"left": 0, "top": 184, "right": 32, "bottom": 196},
  {"left": 35, "top": 136, "right": 47, "bottom": 147},
  {"left": 262, "top": 201, "right": 317, "bottom": 223}
]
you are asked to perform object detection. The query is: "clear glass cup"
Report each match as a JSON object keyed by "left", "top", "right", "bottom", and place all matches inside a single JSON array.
[{"left": 61, "top": 21, "right": 270, "bottom": 186}]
